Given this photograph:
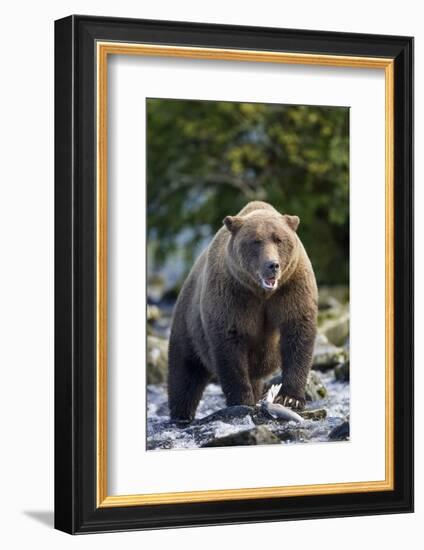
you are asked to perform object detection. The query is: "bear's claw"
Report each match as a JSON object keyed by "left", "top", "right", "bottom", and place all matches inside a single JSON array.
[{"left": 276, "top": 395, "right": 305, "bottom": 410}]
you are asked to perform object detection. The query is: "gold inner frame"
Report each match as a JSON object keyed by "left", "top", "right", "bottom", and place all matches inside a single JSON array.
[{"left": 96, "top": 42, "right": 395, "bottom": 508}]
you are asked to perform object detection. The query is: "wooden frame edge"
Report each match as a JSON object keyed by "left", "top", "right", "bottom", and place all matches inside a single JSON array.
[
  {"left": 96, "top": 41, "right": 108, "bottom": 507},
  {"left": 384, "top": 60, "right": 395, "bottom": 493},
  {"left": 96, "top": 42, "right": 395, "bottom": 508},
  {"left": 98, "top": 479, "right": 393, "bottom": 508}
]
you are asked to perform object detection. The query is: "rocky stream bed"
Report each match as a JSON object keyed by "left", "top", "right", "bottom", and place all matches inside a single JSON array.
[{"left": 146, "top": 288, "right": 350, "bottom": 450}]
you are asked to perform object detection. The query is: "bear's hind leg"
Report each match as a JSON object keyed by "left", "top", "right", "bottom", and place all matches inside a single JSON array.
[
  {"left": 168, "top": 340, "right": 211, "bottom": 422},
  {"left": 251, "top": 378, "right": 265, "bottom": 404},
  {"left": 212, "top": 346, "right": 255, "bottom": 407}
]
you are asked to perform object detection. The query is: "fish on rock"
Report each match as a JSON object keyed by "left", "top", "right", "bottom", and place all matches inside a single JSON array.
[{"left": 258, "top": 384, "right": 303, "bottom": 423}]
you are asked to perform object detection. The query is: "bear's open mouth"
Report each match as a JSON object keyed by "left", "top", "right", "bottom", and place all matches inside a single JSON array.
[{"left": 260, "top": 276, "right": 277, "bottom": 290}]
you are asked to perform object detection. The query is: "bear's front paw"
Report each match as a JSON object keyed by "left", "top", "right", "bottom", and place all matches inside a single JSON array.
[{"left": 275, "top": 395, "right": 306, "bottom": 410}]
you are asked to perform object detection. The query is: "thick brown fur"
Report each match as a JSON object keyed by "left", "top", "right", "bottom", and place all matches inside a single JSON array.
[{"left": 168, "top": 201, "right": 318, "bottom": 421}]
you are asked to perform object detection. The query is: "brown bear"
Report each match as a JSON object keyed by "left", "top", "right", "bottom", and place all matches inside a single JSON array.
[{"left": 168, "top": 201, "right": 318, "bottom": 421}]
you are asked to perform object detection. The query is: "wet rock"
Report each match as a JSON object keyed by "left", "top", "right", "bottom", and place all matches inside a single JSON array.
[
  {"left": 318, "top": 286, "right": 349, "bottom": 306},
  {"left": 147, "top": 335, "right": 168, "bottom": 384},
  {"left": 147, "top": 304, "right": 161, "bottom": 322},
  {"left": 146, "top": 377, "right": 350, "bottom": 450},
  {"left": 318, "top": 295, "right": 341, "bottom": 311},
  {"left": 335, "top": 361, "right": 350, "bottom": 382},
  {"left": 305, "top": 370, "right": 327, "bottom": 401},
  {"left": 313, "top": 333, "right": 347, "bottom": 370},
  {"left": 319, "top": 307, "right": 350, "bottom": 347},
  {"left": 202, "top": 425, "right": 280, "bottom": 447},
  {"left": 329, "top": 421, "right": 350, "bottom": 441},
  {"left": 300, "top": 408, "right": 327, "bottom": 421},
  {"left": 194, "top": 406, "right": 255, "bottom": 425}
]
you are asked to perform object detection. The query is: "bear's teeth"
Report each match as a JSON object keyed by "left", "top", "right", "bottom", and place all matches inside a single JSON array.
[{"left": 260, "top": 276, "right": 276, "bottom": 290}]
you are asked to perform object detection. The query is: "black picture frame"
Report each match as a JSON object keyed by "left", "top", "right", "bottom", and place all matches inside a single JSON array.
[{"left": 55, "top": 14, "right": 414, "bottom": 534}]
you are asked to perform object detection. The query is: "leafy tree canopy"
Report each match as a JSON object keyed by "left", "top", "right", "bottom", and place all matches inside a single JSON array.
[{"left": 147, "top": 99, "right": 349, "bottom": 286}]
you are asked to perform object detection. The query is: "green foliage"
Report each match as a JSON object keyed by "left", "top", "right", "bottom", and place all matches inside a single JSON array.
[{"left": 147, "top": 99, "right": 349, "bottom": 285}]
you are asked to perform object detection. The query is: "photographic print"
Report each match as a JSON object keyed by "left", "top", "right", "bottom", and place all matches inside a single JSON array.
[
  {"left": 55, "top": 17, "right": 413, "bottom": 533},
  {"left": 146, "top": 98, "right": 350, "bottom": 450}
]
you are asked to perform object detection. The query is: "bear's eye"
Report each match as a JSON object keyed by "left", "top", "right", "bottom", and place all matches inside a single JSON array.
[
  {"left": 273, "top": 236, "right": 282, "bottom": 244},
  {"left": 253, "top": 239, "right": 262, "bottom": 245}
]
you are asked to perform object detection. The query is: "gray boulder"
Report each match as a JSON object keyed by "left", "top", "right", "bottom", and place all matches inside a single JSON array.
[
  {"left": 194, "top": 406, "right": 255, "bottom": 425},
  {"left": 335, "top": 361, "right": 350, "bottom": 382},
  {"left": 147, "top": 335, "right": 169, "bottom": 384},
  {"left": 329, "top": 421, "right": 350, "bottom": 441},
  {"left": 318, "top": 286, "right": 349, "bottom": 306},
  {"left": 318, "top": 295, "right": 342, "bottom": 310},
  {"left": 305, "top": 370, "right": 327, "bottom": 401},
  {"left": 300, "top": 408, "right": 327, "bottom": 421},
  {"left": 313, "top": 333, "right": 347, "bottom": 370},
  {"left": 147, "top": 304, "right": 161, "bottom": 322},
  {"left": 202, "top": 425, "right": 280, "bottom": 447},
  {"left": 319, "top": 306, "right": 350, "bottom": 347}
]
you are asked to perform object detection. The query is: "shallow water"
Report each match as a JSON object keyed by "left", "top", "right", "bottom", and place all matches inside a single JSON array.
[{"left": 146, "top": 370, "right": 350, "bottom": 450}]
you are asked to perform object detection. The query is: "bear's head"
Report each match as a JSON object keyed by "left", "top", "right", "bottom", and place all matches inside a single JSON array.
[{"left": 223, "top": 209, "right": 300, "bottom": 293}]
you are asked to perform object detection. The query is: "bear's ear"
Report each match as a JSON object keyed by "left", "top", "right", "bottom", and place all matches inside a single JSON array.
[
  {"left": 284, "top": 215, "right": 300, "bottom": 231},
  {"left": 223, "top": 215, "right": 244, "bottom": 233}
]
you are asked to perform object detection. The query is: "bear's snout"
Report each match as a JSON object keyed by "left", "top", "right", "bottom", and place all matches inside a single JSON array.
[
  {"left": 264, "top": 260, "right": 280, "bottom": 273},
  {"left": 259, "top": 259, "right": 281, "bottom": 291}
]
